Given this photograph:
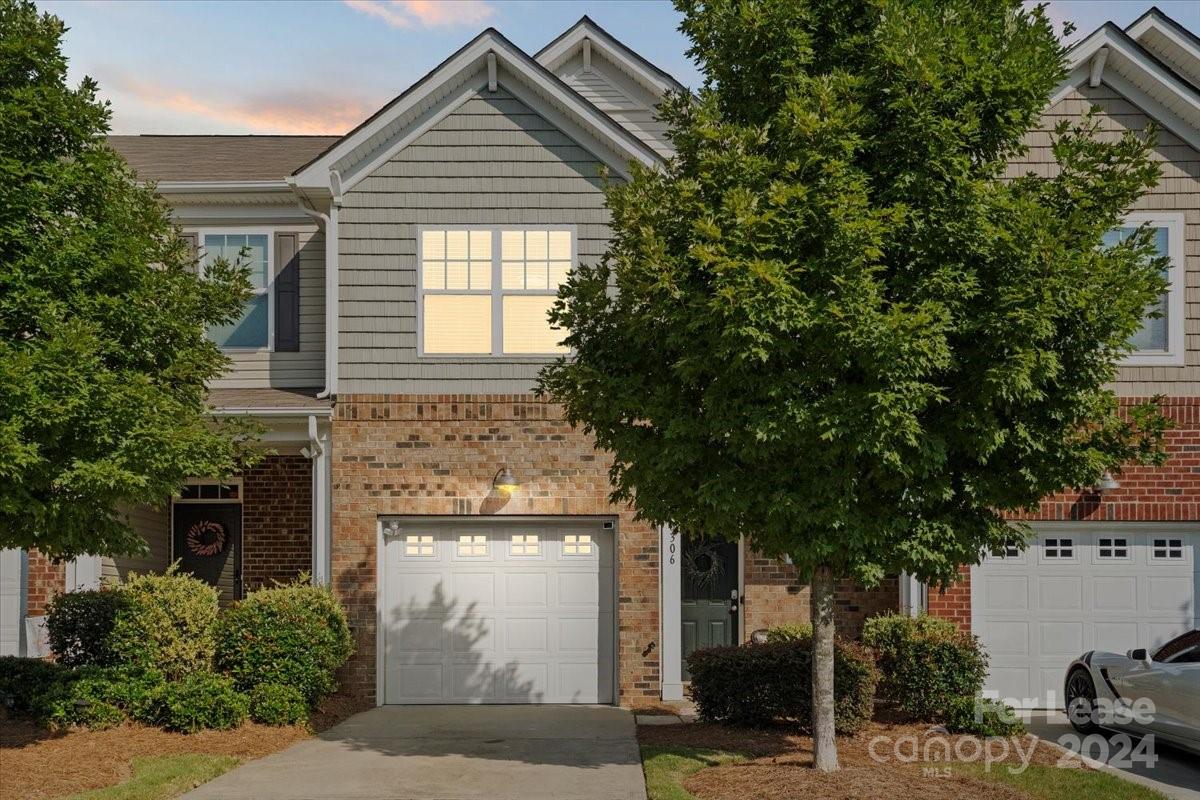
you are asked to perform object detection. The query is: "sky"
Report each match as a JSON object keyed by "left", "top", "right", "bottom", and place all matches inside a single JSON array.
[{"left": 40, "top": 0, "right": 1200, "bottom": 136}]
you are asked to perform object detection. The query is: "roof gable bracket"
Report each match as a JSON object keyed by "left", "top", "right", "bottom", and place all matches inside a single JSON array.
[
  {"left": 583, "top": 37, "right": 591, "bottom": 72},
  {"left": 1090, "top": 47, "right": 1109, "bottom": 88},
  {"left": 487, "top": 52, "right": 497, "bottom": 92}
]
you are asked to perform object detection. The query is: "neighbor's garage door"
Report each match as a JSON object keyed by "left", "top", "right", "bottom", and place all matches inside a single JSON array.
[
  {"left": 973, "top": 525, "right": 1198, "bottom": 709},
  {"left": 382, "top": 520, "right": 615, "bottom": 704}
]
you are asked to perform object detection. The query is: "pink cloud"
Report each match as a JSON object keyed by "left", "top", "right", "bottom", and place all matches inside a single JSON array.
[
  {"left": 343, "top": 0, "right": 495, "bottom": 29},
  {"left": 107, "top": 74, "right": 374, "bottom": 134}
]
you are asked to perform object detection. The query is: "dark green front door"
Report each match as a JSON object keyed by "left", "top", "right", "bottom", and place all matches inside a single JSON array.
[
  {"left": 172, "top": 502, "right": 241, "bottom": 601},
  {"left": 681, "top": 534, "right": 739, "bottom": 679}
]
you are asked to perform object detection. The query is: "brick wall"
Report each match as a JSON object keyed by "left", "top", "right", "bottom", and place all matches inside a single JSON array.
[
  {"left": 241, "top": 455, "right": 313, "bottom": 591},
  {"left": 743, "top": 552, "right": 898, "bottom": 640},
  {"left": 25, "top": 549, "right": 63, "bottom": 617},
  {"left": 331, "top": 394, "right": 660, "bottom": 705},
  {"left": 926, "top": 397, "right": 1198, "bottom": 630}
]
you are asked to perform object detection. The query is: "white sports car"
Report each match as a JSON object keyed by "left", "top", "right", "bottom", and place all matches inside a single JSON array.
[{"left": 1064, "top": 629, "right": 1200, "bottom": 754}]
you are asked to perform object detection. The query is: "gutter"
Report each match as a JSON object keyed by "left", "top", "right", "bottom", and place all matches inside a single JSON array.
[
  {"left": 156, "top": 180, "right": 292, "bottom": 193},
  {"left": 209, "top": 407, "right": 333, "bottom": 418},
  {"left": 287, "top": 171, "right": 342, "bottom": 400}
]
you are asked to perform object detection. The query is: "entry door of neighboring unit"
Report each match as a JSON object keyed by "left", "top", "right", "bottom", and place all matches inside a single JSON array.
[
  {"left": 172, "top": 502, "right": 241, "bottom": 601},
  {"left": 681, "top": 534, "right": 739, "bottom": 679}
]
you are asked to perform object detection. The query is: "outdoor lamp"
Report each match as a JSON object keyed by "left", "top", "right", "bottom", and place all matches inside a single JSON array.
[
  {"left": 493, "top": 466, "right": 520, "bottom": 495},
  {"left": 1096, "top": 470, "right": 1120, "bottom": 492}
]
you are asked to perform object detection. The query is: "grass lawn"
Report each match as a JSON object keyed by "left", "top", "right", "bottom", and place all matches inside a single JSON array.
[
  {"left": 952, "top": 762, "right": 1168, "bottom": 800},
  {"left": 640, "top": 745, "right": 745, "bottom": 800},
  {"left": 62, "top": 755, "right": 239, "bottom": 800},
  {"left": 638, "top": 723, "right": 1169, "bottom": 800}
]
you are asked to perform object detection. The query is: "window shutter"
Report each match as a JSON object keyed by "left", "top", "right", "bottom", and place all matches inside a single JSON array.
[
  {"left": 180, "top": 232, "right": 199, "bottom": 274},
  {"left": 274, "top": 232, "right": 301, "bottom": 352}
]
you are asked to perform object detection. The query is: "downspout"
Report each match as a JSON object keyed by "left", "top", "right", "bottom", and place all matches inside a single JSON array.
[
  {"left": 288, "top": 170, "right": 341, "bottom": 399},
  {"left": 303, "top": 413, "right": 331, "bottom": 586}
]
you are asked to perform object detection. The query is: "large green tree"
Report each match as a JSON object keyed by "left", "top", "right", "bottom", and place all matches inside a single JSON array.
[
  {"left": 540, "top": 0, "right": 1169, "bottom": 770},
  {"left": 0, "top": 1, "right": 258, "bottom": 560}
]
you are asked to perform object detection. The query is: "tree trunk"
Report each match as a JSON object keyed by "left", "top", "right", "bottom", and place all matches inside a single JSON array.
[{"left": 810, "top": 564, "right": 839, "bottom": 772}]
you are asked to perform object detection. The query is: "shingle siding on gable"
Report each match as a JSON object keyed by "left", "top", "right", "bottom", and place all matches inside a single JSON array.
[
  {"left": 1007, "top": 82, "right": 1200, "bottom": 395},
  {"left": 337, "top": 87, "right": 613, "bottom": 394},
  {"left": 557, "top": 52, "right": 674, "bottom": 159}
]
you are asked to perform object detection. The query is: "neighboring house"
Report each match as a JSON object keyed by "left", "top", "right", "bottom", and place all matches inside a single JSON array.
[{"left": 1, "top": 12, "right": 1196, "bottom": 710}]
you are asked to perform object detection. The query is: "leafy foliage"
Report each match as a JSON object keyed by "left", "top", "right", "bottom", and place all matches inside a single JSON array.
[
  {"left": 40, "top": 665, "right": 164, "bottom": 730},
  {"left": 943, "top": 695, "right": 1025, "bottom": 737},
  {"left": 248, "top": 682, "right": 309, "bottom": 726},
  {"left": 863, "top": 613, "right": 988, "bottom": 720},
  {"left": 0, "top": 0, "right": 260, "bottom": 559},
  {"left": 109, "top": 567, "right": 220, "bottom": 680},
  {"left": 46, "top": 588, "right": 131, "bottom": 668},
  {"left": 0, "top": 655, "right": 64, "bottom": 715},
  {"left": 143, "top": 671, "right": 248, "bottom": 733},
  {"left": 539, "top": 0, "right": 1169, "bottom": 591},
  {"left": 215, "top": 580, "right": 353, "bottom": 705},
  {"left": 764, "top": 622, "right": 813, "bottom": 642},
  {"left": 687, "top": 638, "right": 876, "bottom": 731}
]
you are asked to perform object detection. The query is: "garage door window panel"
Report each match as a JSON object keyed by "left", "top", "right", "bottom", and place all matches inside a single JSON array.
[
  {"left": 508, "top": 533, "right": 543, "bottom": 559},
  {"left": 455, "top": 533, "right": 489, "bottom": 559},
  {"left": 1095, "top": 537, "right": 1131, "bottom": 562},
  {"left": 1151, "top": 538, "right": 1186, "bottom": 562},
  {"left": 1041, "top": 537, "right": 1075, "bottom": 562},
  {"left": 403, "top": 533, "right": 436, "bottom": 559}
]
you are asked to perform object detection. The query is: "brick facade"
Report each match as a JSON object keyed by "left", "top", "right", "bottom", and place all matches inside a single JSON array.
[
  {"left": 241, "top": 455, "right": 313, "bottom": 591},
  {"left": 743, "top": 552, "right": 898, "bottom": 640},
  {"left": 926, "top": 397, "right": 1199, "bottom": 630},
  {"left": 25, "top": 549, "right": 63, "bottom": 617},
  {"left": 331, "top": 394, "right": 661, "bottom": 705}
]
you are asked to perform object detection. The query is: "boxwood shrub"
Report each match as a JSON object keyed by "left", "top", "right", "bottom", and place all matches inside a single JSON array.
[
  {"left": 215, "top": 581, "right": 352, "bottom": 705},
  {"left": 39, "top": 665, "right": 165, "bottom": 730},
  {"left": 687, "top": 638, "right": 876, "bottom": 732},
  {"left": 110, "top": 567, "right": 220, "bottom": 679},
  {"left": 862, "top": 613, "right": 987, "bottom": 721},
  {"left": 764, "top": 623, "right": 812, "bottom": 643},
  {"left": 46, "top": 589, "right": 132, "bottom": 668},
  {"left": 144, "top": 671, "right": 248, "bottom": 732},
  {"left": 0, "top": 656, "right": 65, "bottom": 716},
  {"left": 943, "top": 695, "right": 1024, "bottom": 737},
  {"left": 249, "top": 682, "right": 309, "bottom": 726}
]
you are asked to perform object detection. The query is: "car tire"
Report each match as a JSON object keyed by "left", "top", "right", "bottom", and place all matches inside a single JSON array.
[{"left": 1065, "top": 667, "right": 1102, "bottom": 735}]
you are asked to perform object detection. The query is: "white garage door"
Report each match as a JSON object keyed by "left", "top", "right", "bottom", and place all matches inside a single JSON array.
[
  {"left": 973, "top": 525, "right": 1198, "bottom": 709},
  {"left": 381, "top": 519, "right": 615, "bottom": 704},
  {"left": 0, "top": 549, "right": 23, "bottom": 656}
]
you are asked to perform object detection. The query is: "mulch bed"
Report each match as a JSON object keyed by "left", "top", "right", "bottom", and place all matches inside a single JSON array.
[
  {"left": 640, "top": 721, "right": 1080, "bottom": 800},
  {"left": 0, "top": 692, "right": 372, "bottom": 800}
]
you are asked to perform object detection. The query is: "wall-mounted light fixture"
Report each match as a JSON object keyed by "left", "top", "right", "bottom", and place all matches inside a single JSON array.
[
  {"left": 493, "top": 466, "right": 520, "bottom": 495},
  {"left": 1096, "top": 470, "right": 1120, "bottom": 492}
]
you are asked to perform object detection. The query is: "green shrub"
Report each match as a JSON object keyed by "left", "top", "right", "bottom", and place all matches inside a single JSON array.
[
  {"left": 110, "top": 566, "right": 220, "bottom": 679},
  {"left": 248, "top": 682, "right": 309, "bottom": 726},
  {"left": 764, "top": 623, "right": 812, "bottom": 642},
  {"left": 862, "top": 613, "right": 987, "bottom": 721},
  {"left": 687, "top": 638, "right": 876, "bottom": 732},
  {"left": 46, "top": 589, "right": 132, "bottom": 668},
  {"left": 143, "top": 671, "right": 247, "bottom": 732},
  {"left": 0, "top": 656, "right": 64, "bottom": 716},
  {"left": 943, "top": 696, "right": 1024, "bottom": 737},
  {"left": 39, "top": 665, "right": 165, "bottom": 730},
  {"left": 215, "top": 581, "right": 352, "bottom": 705}
]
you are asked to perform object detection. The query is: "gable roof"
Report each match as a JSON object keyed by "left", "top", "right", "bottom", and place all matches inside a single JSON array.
[
  {"left": 108, "top": 135, "right": 339, "bottom": 183},
  {"left": 1126, "top": 6, "right": 1200, "bottom": 90},
  {"left": 291, "top": 27, "right": 662, "bottom": 195},
  {"left": 1053, "top": 18, "right": 1200, "bottom": 151},
  {"left": 535, "top": 15, "right": 687, "bottom": 97}
]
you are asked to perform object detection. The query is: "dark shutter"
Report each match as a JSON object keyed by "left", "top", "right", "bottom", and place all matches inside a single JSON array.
[
  {"left": 274, "top": 232, "right": 301, "bottom": 352},
  {"left": 180, "top": 231, "right": 199, "bottom": 274}
]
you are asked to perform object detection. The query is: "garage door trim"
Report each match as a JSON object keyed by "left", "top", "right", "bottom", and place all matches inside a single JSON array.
[{"left": 375, "top": 515, "right": 620, "bottom": 706}]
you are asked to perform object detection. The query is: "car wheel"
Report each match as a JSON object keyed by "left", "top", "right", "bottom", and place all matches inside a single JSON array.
[{"left": 1065, "top": 667, "right": 1101, "bottom": 735}]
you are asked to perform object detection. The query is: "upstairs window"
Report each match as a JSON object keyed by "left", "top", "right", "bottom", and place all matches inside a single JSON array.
[
  {"left": 200, "top": 231, "right": 272, "bottom": 350},
  {"left": 419, "top": 227, "right": 572, "bottom": 356},
  {"left": 1103, "top": 214, "right": 1184, "bottom": 366}
]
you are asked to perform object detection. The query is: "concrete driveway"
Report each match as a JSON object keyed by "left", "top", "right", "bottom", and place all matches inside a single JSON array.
[
  {"left": 183, "top": 705, "right": 646, "bottom": 800},
  {"left": 1026, "top": 711, "right": 1200, "bottom": 800}
]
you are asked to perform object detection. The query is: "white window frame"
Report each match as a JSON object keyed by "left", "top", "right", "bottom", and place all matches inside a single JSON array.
[
  {"left": 1118, "top": 212, "right": 1185, "bottom": 367},
  {"left": 190, "top": 227, "right": 275, "bottom": 353},
  {"left": 174, "top": 477, "right": 244, "bottom": 505},
  {"left": 1040, "top": 536, "right": 1077, "bottom": 562},
  {"left": 1150, "top": 536, "right": 1187, "bottom": 563},
  {"left": 1093, "top": 536, "right": 1132, "bottom": 563},
  {"left": 416, "top": 224, "right": 576, "bottom": 358},
  {"left": 453, "top": 531, "right": 490, "bottom": 560}
]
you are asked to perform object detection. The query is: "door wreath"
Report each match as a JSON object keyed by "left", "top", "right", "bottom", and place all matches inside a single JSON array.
[
  {"left": 186, "top": 520, "right": 227, "bottom": 557},
  {"left": 683, "top": 540, "right": 725, "bottom": 589}
]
